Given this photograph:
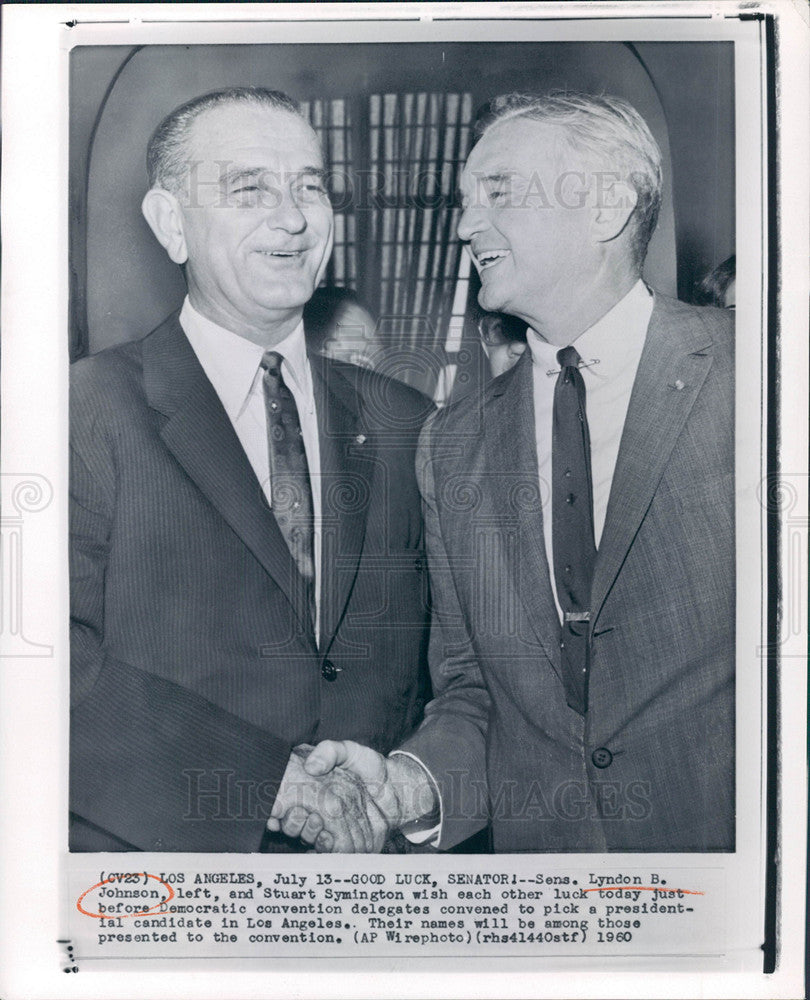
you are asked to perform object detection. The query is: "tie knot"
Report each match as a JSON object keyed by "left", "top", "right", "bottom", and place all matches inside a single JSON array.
[
  {"left": 261, "top": 350, "right": 283, "bottom": 378},
  {"left": 556, "top": 346, "right": 582, "bottom": 370}
]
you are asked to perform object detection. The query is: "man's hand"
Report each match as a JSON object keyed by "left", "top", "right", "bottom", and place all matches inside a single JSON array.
[
  {"left": 266, "top": 745, "right": 388, "bottom": 852},
  {"left": 268, "top": 741, "right": 439, "bottom": 852}
]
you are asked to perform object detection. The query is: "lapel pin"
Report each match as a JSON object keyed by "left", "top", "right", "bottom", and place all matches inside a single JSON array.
[
  {"left": 355, "top": 434, "right": 366, "bottom": 445},
  {"left": 670, "top": 379, "right": 686, "bottom": 391}
]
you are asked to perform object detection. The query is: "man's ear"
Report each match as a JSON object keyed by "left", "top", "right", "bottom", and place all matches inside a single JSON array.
[
  {"left": 141, "top": 188, "right": 188, "bottom": 264},
  {"left": 591, "top": 179, "right": 638, "bottom": 245}
]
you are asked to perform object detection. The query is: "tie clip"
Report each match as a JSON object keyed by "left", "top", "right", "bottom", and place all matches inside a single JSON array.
[
  {"left": 564, "top": 611, "right": 591, "bottom": 622},
  {"left": 546, "top": 358, "right": 600, "bottom": 377}
]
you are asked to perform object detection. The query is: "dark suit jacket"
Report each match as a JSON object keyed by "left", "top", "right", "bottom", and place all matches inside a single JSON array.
[
  {"left": 70, "top": 313, "right": 432, "bottom": 852},
  {"left": 401, "top": 294, "right": 735, "bottom": 852}
]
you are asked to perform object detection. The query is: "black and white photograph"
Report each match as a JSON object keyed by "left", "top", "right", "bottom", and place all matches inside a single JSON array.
[
  {"left": 0, "top": 3, "right": 807, "bottom": 999},
  {"left": 68, "top": 33, "right": 738, "bottom": 858}
]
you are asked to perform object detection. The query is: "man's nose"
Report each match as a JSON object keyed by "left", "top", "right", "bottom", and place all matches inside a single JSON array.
[
  {"left": 457, "top": 202, "right": 487, "bottom": 242},
  {"left": 266, "top": 188, "right": 307, "bottom": 233}
]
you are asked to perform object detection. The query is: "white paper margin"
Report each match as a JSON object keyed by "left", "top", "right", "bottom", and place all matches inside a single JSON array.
[{"left": 1, "top": 3, "right": 807, "bottom": 998}]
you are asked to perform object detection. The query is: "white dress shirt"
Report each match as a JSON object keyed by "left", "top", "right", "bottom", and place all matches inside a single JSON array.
[
  {"left": 526, "top": 279, "right": 654, "bottom": 618},
  {"left": 397, "top": 279, "right": 654, "bottom": 844},
  {"left": 179, "top": 297, "right": 323, "bottom": 638}
]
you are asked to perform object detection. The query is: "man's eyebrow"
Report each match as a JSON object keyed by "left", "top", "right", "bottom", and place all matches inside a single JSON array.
[
  {"left": 295, "top": 166, "right": 328, "bottom": 181},
  {"left": 219, "top": 165, "right": 327, "bottom": 185},
  {"left": 220, "top": 165, "right": 266, "bottom": 186},
  {"left": 457, "top": 170, "right": 517, "bottom": 201},
  {"left": 481, "top": 171, "right": 517, "bottom": 184}
]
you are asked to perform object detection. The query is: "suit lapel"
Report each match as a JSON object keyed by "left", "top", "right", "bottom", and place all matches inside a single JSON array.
[
  {"left": 485, "top": 354, "right": 563, "bottom": 678},
  {"left": 309, "top": 356, "right": 371, "bottom": 652},
  {"left": 143, "top": 314, "right": 316, "bottom": 642},
  {"left": 591, "top": 296, "right": 715, "bottom": 626}
]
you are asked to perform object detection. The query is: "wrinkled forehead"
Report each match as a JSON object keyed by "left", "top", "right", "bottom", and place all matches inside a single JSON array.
[
  {"left": 460, "top": 119, "right": 573, "bottom": 190},
  {"left": 187, "top": 102, "right": 323, "bottom": 167}
]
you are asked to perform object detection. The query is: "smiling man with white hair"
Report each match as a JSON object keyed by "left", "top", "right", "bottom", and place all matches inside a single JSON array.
[{"left": 277, "top": 91, "right": 735, "bottom": 854}]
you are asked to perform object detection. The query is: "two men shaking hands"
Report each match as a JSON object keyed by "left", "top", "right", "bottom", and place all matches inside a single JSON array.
[
  {"left": 267, "top": 741, "right": 435, "bottom": 853},
  {"left": 71, "top": 86, "right": 734, "bottom": 855}
]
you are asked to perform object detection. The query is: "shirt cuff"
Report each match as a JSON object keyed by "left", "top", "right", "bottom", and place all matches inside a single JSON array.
[{"left": 388, "top": 749, "right": 443, "bottom": 846}]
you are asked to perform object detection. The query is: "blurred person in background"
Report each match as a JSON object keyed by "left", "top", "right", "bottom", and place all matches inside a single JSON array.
[
  {"left": 304, "top": 286, "right": 381, "bottom": 369},
  {"left": 476, "top": 306, "right": 528, "bottom": 377},
  {"left": 695, "top": 254, "right": 736, "bottom": 309}
]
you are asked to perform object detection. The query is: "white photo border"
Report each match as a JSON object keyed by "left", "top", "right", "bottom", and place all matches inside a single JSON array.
[{"left": 1, "top": 3, "right": 807, "bottom": 999}]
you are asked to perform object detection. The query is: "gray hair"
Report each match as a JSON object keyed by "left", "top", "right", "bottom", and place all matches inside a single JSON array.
[
  {"left": 475, "top": 91, "right": 663, "bottom": 267},
  {"left": 146, "top": 87, "right": 306, "bottom": 193}
]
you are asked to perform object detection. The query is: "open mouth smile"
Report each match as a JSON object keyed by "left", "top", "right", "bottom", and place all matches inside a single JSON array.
[{"left": 474, "top": 249, "right": 510, "bottom": 270}]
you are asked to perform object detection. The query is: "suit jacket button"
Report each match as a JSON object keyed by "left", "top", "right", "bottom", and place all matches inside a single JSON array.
[
  {"left": 591, "top": 747, "right": 613, "bottom": 769},
  {"left": 321, "top": 659, "right": 338, "bottom": 682}
]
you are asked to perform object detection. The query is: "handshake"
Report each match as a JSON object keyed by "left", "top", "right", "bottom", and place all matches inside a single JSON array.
[{"left": 267, "top": 741, "right": 439, "bottom": 852}]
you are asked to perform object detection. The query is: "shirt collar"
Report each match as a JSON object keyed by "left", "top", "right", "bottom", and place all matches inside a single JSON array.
[
  {"left": 179, "top": 297, "right": 310, "bottom": 420},
  {"left": 526, "top": 279, "right": 653, "bottom": 380}
]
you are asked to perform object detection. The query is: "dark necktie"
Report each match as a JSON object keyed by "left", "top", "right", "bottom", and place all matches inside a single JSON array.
[
  {"left": 260, "top": 350, "right": 315, "bottom": 627},
  {"left": 552, "top": 345, "right": 597, "bottom": 715}
]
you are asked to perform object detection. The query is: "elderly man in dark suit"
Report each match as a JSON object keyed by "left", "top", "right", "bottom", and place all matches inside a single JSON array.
[
  {"left": 280, "top": 91, "right": 735, "bottom": 854},
  {"left": 69, "top": 88, "right": 432, "bottom": 853}
]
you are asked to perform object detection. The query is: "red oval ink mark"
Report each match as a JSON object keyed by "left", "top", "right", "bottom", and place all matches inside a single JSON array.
[
  {"left": 583, "top": 886, "right": 704, "bottom": 895},
  {"left": 76, "top": 873, "right": 175, "bottom": 919}
]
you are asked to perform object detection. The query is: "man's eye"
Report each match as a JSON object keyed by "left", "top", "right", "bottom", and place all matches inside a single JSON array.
[
  {"left": 488, "top": 188, "right": 508, "bottom": 203},
  {"left": 229, "top": 185, "right": 269, "bottom": 207},
  {"left": 296, "top": 178, "right": 327, "bottom": 198}
]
